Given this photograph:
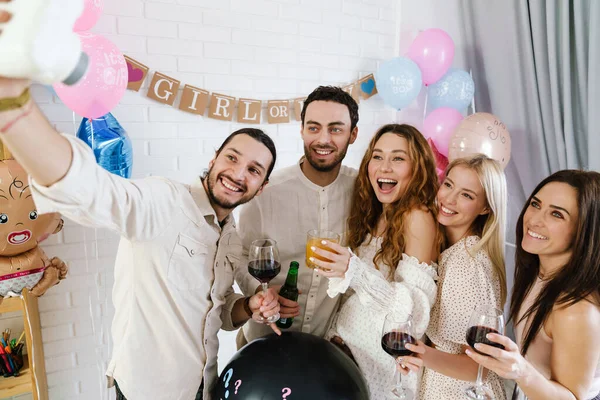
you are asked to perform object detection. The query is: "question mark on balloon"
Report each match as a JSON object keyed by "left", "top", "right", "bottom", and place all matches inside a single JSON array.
[
  {"left": 223, "top": 368, "right": 233, "bottom": 398},
  {"left": 234, "top": 380, "right": 242, "bottom": 394},
  {"left": 282, "top": 388, "right": 292, "bottom": 399}
]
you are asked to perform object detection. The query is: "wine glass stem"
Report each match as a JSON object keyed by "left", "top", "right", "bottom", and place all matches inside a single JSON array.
[
  {"left": 475, "top": 364, "right": 484, "bottom": 386},
  {"left": 393, "top": 364, "right": 404, "bottom": 395},
  {"left": 261, "top": 283, "right": 268, "bottom": 318}
]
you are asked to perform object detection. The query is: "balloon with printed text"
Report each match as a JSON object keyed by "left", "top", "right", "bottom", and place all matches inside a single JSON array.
[
  {"left": 375, "top": 57, "right": 423, "bottom": 110},
  {"left": 448, "top": 112, "right": 512, "bottom": 169},
  {"left": 428, "top": 68, "right": 475, "bottom": 112},
  {"left": 53, "top": 33, "right": 127, "bottom": 119}
]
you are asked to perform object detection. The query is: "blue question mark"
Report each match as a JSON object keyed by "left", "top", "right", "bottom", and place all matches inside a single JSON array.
[{"left": 223, "top": 368, "right": 234, "bottom": 398}]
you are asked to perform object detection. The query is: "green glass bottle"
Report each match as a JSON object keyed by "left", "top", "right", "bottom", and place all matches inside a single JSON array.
[{"left": 276, "top": 261, "right": 299, "bottom": 329}]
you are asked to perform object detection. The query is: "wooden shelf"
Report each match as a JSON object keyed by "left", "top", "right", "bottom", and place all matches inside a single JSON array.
[
  {"left": 0, "top": 296, "right": 22, "bottom": 314},
  {"left": 0, "top": 289, "right": 48, "bottom": 400}
]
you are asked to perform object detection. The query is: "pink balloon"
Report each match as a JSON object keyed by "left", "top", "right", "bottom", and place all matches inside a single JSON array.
[
  {"left": 73, "top": 0, "right": 104, "bottom": 32},
  {"left": 54, "top": 33, "right": 127, "bottom": 119},
  {"left": 423, "top": 107, "right": 463, "bottom": 157},
  {"left": 407, "top": 29, "right": 455, "bottom": 86}
]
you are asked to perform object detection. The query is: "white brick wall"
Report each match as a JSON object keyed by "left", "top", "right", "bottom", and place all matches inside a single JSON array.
[{"left": 15, "top": 1, "right": 400, "bottom": 399}]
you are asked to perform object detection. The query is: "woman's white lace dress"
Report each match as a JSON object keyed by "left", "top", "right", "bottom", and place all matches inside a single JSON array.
[{"left": 325, "top": 235, "right": 438, "bottom": 400}]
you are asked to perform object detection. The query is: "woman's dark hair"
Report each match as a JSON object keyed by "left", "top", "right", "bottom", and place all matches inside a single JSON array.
[{"left": 510, "top": 169, "right": 600, "bottom": 355}]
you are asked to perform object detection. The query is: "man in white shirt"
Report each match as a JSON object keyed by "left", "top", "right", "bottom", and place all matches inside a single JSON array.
[
  {"left": 235, "top": 86, "right": 359, "bottom": 345},
  {"left": 0, "top": 77, "right": 280, "bottom": 400}
]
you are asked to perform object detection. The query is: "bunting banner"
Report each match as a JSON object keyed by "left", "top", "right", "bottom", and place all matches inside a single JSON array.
[{"left": 124, "top": 55, "right": 378, "bottom": 125}]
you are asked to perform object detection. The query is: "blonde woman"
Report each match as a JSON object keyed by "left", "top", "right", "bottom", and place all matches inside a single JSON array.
[{"left": 402, "top": 154, "right": 508, "bottom": 400}]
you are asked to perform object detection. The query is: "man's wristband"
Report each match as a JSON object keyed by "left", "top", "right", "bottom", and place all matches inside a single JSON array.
[
  {"left": 243, "top": 296, "right": 253, "bottom": 318},
  {"left": 0, "top": 88, "right": 31, "bottom": 113}
]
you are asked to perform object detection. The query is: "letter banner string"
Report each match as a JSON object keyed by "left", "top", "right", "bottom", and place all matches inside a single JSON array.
[{"left": 125, "top": 55, "right": 378, "bottom": 125}]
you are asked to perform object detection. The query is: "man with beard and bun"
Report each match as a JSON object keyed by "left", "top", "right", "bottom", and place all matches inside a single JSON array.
[
  {"left": 234, "top": 86, "right": 359, "bottom": 346},
  {"left": 0, "top": 75, "right": 281, "bottom": 400}
]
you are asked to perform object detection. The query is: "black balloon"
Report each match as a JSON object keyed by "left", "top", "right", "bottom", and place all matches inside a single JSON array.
[{"left": 213, "top": 332, "right": 369, "bottom": 400}]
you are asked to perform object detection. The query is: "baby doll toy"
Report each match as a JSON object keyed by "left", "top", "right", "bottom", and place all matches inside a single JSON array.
[{"left": 0, "top": 144, "right": 67, "bottom": 300}]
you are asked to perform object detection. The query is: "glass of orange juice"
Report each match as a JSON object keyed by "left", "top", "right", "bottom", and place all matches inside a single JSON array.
[{"left": 306, "top": 229, "right": 341, "bottom": 269}]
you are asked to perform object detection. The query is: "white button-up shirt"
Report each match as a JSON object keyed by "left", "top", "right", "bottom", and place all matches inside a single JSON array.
[
  {"left": 30, "top": 135, "right": 244, "bottom": 400},
  {"left": 235, "top": 159, "right": 356, "bottom": 342}
]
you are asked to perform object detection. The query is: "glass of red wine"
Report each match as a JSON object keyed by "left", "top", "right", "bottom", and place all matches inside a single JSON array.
[
  {"left": 464, "top": 305, "right": 505, "bottom": 400},
  {"left": 381, "top": 313, "right": 417, "bottom": 400},
  {"left": 248, "top": 239, "right": 281, "bottom": 324}
]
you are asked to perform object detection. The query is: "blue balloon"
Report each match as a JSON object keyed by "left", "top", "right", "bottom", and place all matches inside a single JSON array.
[
  {"left": 374, "top": 57, "right": 422, "bottom": 110},
  {"left": 76, "top": 113, "right": 133, "bottom": 179},
  {"left": 428, "top": 68, "right": 475, "bottom": 111}
]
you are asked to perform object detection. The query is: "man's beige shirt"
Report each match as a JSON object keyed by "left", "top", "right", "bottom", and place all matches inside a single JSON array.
[
  {"left": 235, "top": 159, "right": 356, "bottom": 342},
  {"left": 30, "top": 135, "right": 244, "bottom": 400}
]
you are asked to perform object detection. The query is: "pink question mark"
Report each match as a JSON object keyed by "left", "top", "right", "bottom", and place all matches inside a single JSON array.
[
  {"left": 234, "top": 380, "right": 242, "bottom": 394},
  {"left": 282, "top": 388, "right": 292, "bottom": 399}
]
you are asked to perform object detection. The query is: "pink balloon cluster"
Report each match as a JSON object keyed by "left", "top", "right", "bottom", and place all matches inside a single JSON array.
[
  {"left": 53, "top": 0, "right": 128, "bottom": 119},
  {"left": 408, "top": 29, "right": 511, "bottom": 171},
  {"left": 405, "top": 28, "right": 456, "bottom": 174}
]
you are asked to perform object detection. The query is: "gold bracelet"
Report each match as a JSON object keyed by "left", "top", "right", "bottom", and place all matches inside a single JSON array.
[{"left": 0, "top": 88, "right": 31, "bottom": 113}]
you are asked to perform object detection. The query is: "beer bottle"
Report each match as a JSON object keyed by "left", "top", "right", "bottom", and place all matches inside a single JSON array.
[{"left": 276, "top": 261, "right": 299, "bottom": 329}]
